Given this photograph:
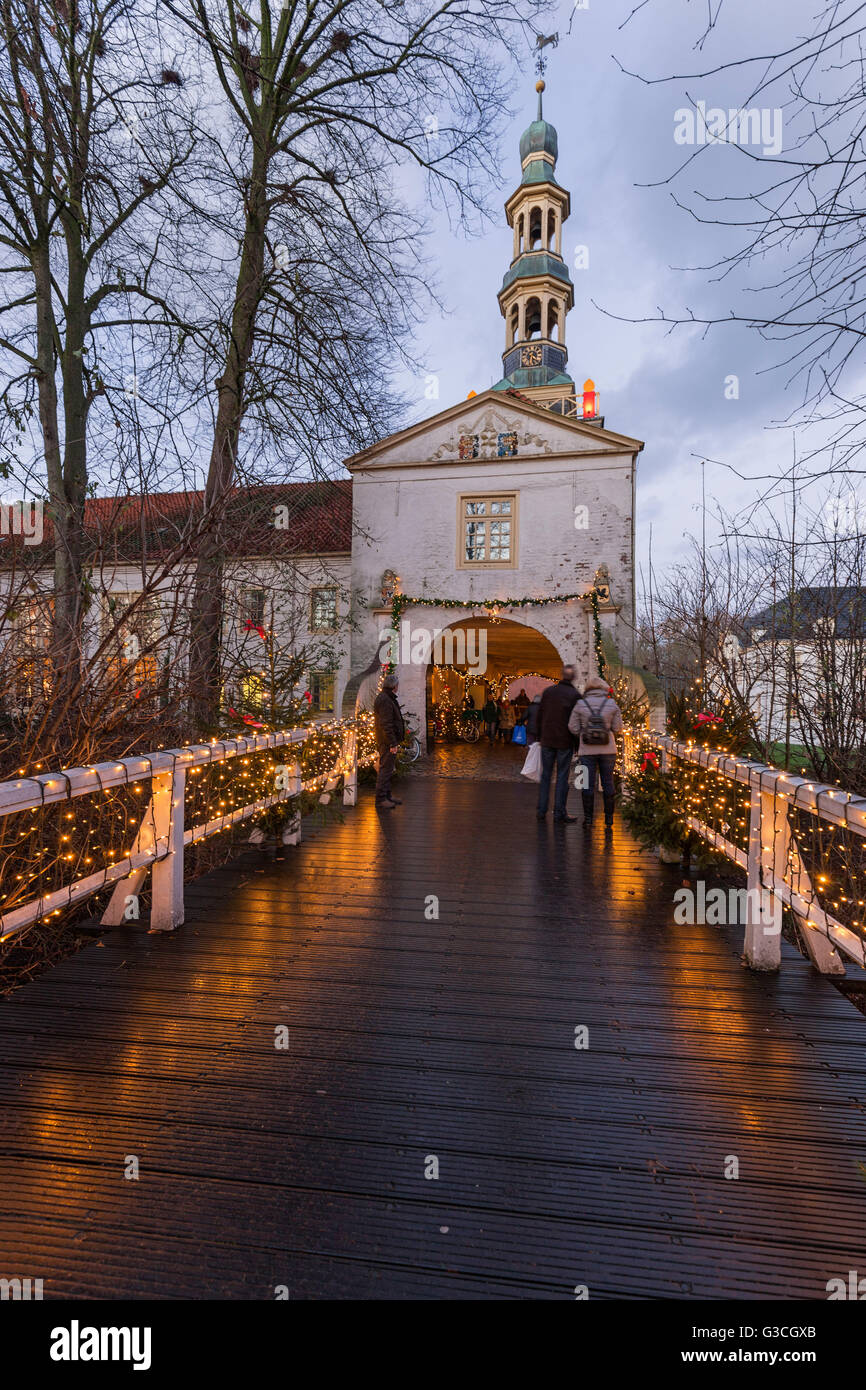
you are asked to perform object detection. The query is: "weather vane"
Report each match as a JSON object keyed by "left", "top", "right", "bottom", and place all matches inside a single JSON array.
[{"left": 534, "top": 31, "right": 559, "bottom": 79}]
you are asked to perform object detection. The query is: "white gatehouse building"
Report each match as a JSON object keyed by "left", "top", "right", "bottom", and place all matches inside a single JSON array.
[{"left": 342, "top": 81, "right": 646, "bottom": 744}]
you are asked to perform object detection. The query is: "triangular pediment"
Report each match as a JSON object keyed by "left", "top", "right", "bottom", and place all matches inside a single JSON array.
[{"left": 343, "top": 388, "right": 643, "bottom": 471}]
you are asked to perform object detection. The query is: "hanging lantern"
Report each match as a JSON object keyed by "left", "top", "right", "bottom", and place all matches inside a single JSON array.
[{"left": 582, "top": 378, "right": 598, "bottom": 418}]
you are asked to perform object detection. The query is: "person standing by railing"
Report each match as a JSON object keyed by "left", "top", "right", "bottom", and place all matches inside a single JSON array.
[
  {"left": 373, "top": 673, "right": 405, "bottom": 810},
  {"left": 569, "top": 676, "right": 623, "bottom": 834}
]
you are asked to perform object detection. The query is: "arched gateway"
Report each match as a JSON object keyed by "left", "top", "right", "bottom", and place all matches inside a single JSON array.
[{"left": 423, "top": 615, "right": 563, "bottom": 744}]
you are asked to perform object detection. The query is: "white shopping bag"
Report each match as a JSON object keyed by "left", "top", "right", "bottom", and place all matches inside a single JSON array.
[{"left": 520, "top": 742, "right": 542, "bottom": 782}]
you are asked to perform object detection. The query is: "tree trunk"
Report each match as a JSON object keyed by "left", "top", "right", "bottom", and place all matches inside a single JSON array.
[
  {"left": 32, "top": 240, "right": 83, "bottom": 725},
  {"left": 188, "top": 147, "right": 269, "bottom": 727},
  {"left": 47, "top": 244, "right": 89, "bottom": 732}
]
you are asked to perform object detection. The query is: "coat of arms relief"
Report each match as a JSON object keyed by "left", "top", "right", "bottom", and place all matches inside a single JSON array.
[{"left": 430, "top": 410, "right": 552, "bottom": 462}]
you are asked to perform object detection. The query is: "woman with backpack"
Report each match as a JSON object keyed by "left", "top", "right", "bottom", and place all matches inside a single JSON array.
[{"left": 568, "top": 675, "right": 623, "bottom": 832}]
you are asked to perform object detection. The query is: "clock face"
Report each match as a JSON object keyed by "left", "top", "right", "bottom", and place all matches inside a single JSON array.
[{"left": 520, "top": 344, "right": 543, "bottom": 367}]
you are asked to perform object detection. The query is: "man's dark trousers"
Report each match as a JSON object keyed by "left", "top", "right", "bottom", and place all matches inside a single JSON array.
[
  {"left": 375, "top": 747, "right": 397, "bottom": 804},
  {"left": 538, "top": 746, "right": 573, "bottom": 819}
]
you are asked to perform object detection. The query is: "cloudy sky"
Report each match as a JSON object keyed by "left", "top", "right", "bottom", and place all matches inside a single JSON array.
[{"left": 392, "top": 0, "right": 843, "bottom": 586}]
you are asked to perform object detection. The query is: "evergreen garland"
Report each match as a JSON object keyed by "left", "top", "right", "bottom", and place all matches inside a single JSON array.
[{"left": 385, "top": 589, "right": 607, "bottom": 677}]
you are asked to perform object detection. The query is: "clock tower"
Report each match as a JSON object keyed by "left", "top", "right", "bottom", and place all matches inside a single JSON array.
[{"left": 492, "top": 80, "right": 577, "bottom": 414}]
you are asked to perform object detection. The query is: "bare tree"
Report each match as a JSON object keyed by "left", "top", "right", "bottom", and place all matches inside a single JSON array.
[
  {"left": 644, "top": 473, "right": 866, "bottom": 789},
  {"left": 0, "top": 0, "right": 194, "bottom": 723},
  {"left": 163, "top": 0, "right": 545, "bottom": 724},
  {"left": 616, "top": 0, "right": 866, "bottom": 482}
]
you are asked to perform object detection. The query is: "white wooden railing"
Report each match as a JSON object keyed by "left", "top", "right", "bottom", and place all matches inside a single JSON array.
[
  {"left": 0, "top": 715, "right": 375, "bottom": 940},
  {"left": 623, "top": 729, "right": 866, "bottom": 974}
]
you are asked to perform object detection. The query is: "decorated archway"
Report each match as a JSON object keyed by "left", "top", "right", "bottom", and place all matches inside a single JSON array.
[{"left": 425, "top": 615, "right": 562, "bottom": 745}]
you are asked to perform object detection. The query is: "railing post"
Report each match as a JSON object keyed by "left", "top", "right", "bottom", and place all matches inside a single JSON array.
[
  {"left": 283, "top": 761, "right": 303, "bottom": 845},
  {"left": 744, "top": 783, "right": 782, "bottom": 970},
  {"left": 342, "top": 726, "right": 357, "bottom": 807},
  {"left": 149, "top": 763, "right": 186, "bottom": 932},
  {"left": 786, "top": 823, "right": 846, "bottom": 977}
]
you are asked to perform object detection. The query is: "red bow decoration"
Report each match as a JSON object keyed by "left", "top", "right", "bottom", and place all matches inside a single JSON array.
[
  {"left": 302, "top": 690, "right": 312, "bottom": 703},
  {"left": 243, "top": 618, "right": 267, "bottom": 640},
  {"left": 693, "top": 711, "right": 723, "bottom": 728},
  {"left": 640, "top": 750, "right": 659, "bottom": 772},
  {"left": 227, "top": 705, "right": 265, "bottom": 728}
]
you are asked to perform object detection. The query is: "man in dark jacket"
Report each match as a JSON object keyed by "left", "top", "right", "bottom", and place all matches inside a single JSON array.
[
  {"left": 373, "top": 672, "right": 405, "bottom": 809},
  {"left": 536, "top": 665, "right": 578, "bottom": 822},
  {"left": 525, "top": 693, "right": 542, "bottom": 744},
  {"left": 481, "top": 696, "right": 499, "bottom": 743}
]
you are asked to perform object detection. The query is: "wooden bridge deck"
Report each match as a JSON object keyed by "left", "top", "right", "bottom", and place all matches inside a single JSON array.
[{"left": 1, "top": 773, "right": 865, "bottom": 1300}]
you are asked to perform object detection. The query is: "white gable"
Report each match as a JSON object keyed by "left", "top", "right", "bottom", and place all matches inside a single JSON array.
[{"left": 344, "top": 389, "right": 642, "bottom": 472}]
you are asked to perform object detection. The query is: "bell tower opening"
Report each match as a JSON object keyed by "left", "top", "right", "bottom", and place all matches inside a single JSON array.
[{"left": 529, "top": 206, "right": 543, "bottom": 249}]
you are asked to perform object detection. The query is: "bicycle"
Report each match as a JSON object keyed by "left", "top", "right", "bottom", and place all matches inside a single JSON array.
[
  {"left": 399, "top": 730, "right": 422, "bottom": 763},
  {"left": 457, "top": 713, "right": 481, "bottom": 743}
]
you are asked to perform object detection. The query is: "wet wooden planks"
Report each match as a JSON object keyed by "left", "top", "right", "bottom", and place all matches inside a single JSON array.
[{"left": 0, "top": 775, "right": 864, "bottom": 1299}]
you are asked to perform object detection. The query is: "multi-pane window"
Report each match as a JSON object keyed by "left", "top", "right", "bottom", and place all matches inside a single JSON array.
[
  {"left": 310, "top": 585, "right": 338, "bottom": 632},
  {"left": 309, "top": 670, "right": 335, "bottom": 712},
  {"left": 241, "top": 670, "right": 263, "bottom": 710},
  {"left": 105, "top": 593, "right": 161, "bottom": 692},
  {"left": 241, "top": 587, "right": 266, "bottom": 628},
  {"left": 460, "top": 494, "right": 517, "bottom": 567},
  {"left": 12, "top": 596, "right": 51, "bottom": 704}
]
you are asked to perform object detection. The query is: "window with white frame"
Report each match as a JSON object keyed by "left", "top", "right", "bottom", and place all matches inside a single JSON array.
[
  {"left": 104, "top": 592, "right": 161, "bottom": 691},
  {"left": 459, "top": 493, "right": 517, "bottom": 567},
  {"left": 309, "top": 670, "right": 335, "bottom": 712},
  {"left": 241, "top": 587, "right": 266, "bottom": 628},
  {"left": 310, "top": 585, "right": 338, "bottom": 632}
]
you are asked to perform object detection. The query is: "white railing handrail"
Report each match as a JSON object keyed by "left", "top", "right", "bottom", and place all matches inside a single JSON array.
[
  {"left": 0, "top": 714, "right": 372, "bottom": 939},
  {"left": 623, "top": 726, "right": 866, "bottom": 974},
  {"left": 646, "top": 734, "right": 866, "bottom": 836},
  {"left": 0, "top": 725, "right": 323, "bottom": 816}
]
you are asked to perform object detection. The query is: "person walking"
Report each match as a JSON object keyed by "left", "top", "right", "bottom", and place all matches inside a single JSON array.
[
  {"left": 525, "top": 693, "right": 542, "bottom": 745},
  {"left": 498, "top": 698, "right": 516, "bottom": 743},
  {"left": 568, "top": 675, "right": 623, "bottom": 834},
  {"left": 536, "top": 665, "right": 579, "bottom": 822},
  {"left": 373, "top": 672, "right": 405, "bottom": 809},
  {"left": 482, "top": 695, "right": 499, "bottom": 744}
]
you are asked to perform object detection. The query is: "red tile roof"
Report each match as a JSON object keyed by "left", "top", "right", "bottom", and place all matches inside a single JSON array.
[{"left": 1, "top": 479, "right": 353, "bottom": 563}]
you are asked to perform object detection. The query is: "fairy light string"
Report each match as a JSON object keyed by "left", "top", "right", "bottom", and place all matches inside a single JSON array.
[
  {"left": 623, "top": 675, "right": 866, "bottom": 941},
  {"left": 385, "top": 588, "right": 607, "bottom": 678},
  {"left": 0, "top": 713, "right": 379, "bottom": 932}
]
